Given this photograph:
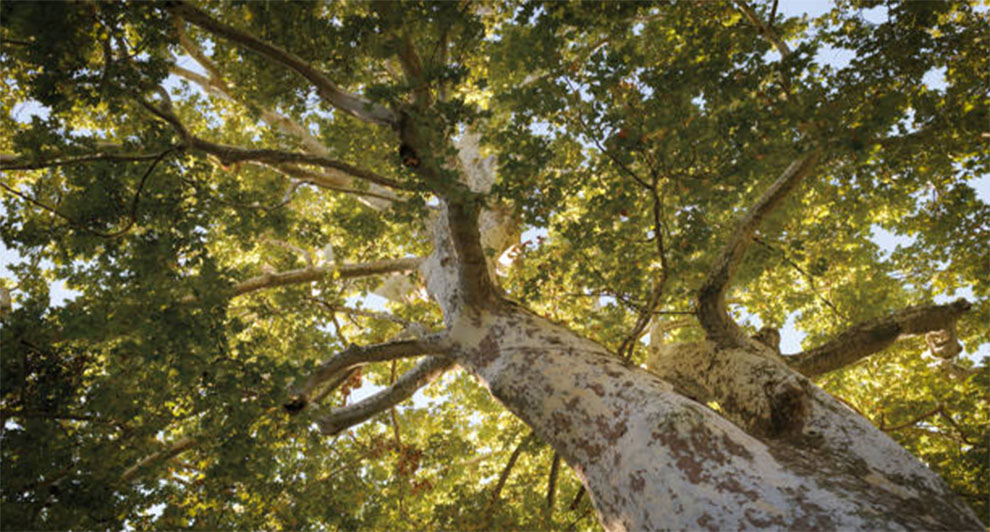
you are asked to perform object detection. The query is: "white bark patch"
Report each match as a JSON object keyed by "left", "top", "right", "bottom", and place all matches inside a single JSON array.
[
  {"left": 420, "top": 208, "right": 463, "bottom": 324},
  {"left": 446, "top": 306, "right": 983, "bottom": 531},
  {"left": 454, "top": 129, "right": 521, "bottom": 278},
  {"left": 453, "top": 129, "right": 495, "bottom": 194}
]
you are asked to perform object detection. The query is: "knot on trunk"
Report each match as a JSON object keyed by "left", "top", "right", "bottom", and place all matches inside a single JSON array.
[
  {"left": 764, "top": 376, "right": 810, "bottom": 437},
  {"left": 646, "top": 342, "right": 812, "bottom": 439},
  {"left": 925, "top": 325, "right": 962, "bottom": 359}
]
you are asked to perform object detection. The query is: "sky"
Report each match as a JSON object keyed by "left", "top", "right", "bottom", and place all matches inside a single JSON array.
[{"left": 2, "top": 1, "right": 987, "bottom": 367}]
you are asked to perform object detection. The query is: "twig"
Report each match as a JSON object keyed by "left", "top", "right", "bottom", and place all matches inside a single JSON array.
[{"left": 1, "top": 147, "right": 177, "bottom": 238}]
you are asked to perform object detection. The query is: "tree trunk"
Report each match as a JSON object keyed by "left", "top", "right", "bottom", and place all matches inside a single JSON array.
[
  {"left": 444, "top": 303, "right": 981, "bottom": 531},
  {"left": 402, "top": 135, "right": 984, "bottom": 531}
]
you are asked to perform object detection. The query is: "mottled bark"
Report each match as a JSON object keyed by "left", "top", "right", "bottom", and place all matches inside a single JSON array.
[{"left": 446, "top": 305, "right": 981, "bottom": 531}]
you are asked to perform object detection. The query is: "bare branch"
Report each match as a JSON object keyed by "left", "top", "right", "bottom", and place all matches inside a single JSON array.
[
  {"left": 186, "top": 136, "right": 412, "bottom": 191},
  {"left": 486, "top": 432, "right": 535, "bottom": 517},
  {"left": 290, "top": 334, "right": 451, "bottom": 406},
  {"left": 269, "top": 163, "right": 402, "bottom": 204},
  {"left": 787, "top": 299, "right": 972, "bottom": 377},
  {"left": 120, "top": 437, "right": 198, "bottom": 484},
  {"left": 170, "top": 2, "right": 395, "bottom": 126},
  {"left": 2, "top": 147, "right": 178, "bottom": 238},
  {"left": 546, "top": 452, "right": 561, "bottom": 514},
  {"left": 1, "top": 149, "right": 175, "bottom": 170},
  {"left": 696, "top": 149, "right": 821, "bottom": 347},
  {"left": 231, "top": 257, "right": 422, "bottom": 298},
  {"left": 315, "top": 356, "right": 453, "bottom": 436}
]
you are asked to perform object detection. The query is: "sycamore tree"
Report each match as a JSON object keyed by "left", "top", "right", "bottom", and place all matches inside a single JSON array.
[{"left": 1, "top": 1, "right": 987, "bottom": 530}]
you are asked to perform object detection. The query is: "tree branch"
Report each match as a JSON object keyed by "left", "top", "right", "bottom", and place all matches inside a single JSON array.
[
  {"left": 169, "top": 2, "right": 395, "bottom": 127},
  {"left": 546, "top": 452, "right": 561, "bottom": 515},
  {"left": 314, "top": 356, "right": 453, "bottom": 436},
  {"left": 733, "top": 0, "right": 792, "bottom": 93},
  {"left": 266, "top": 163, "right": 402, "bottom": 204},
  {"left": 1, "top": 149, "right": 175, "bottom": 170},
  {"left": 230, "top": 257, "right": 422, "bottom": 298},
  {"left": 881, "top": 406, "right": 941, "bottom": 433},
  {"left": 486, "top": 432, "right": 534, "bottom": 518},
  {"left": 170, "top": 27, "right": 402, "bottom": 210},
  {"left": 120, "top": 437, "right": 198, "bottom": 484},
  {"left": 308, "top": 296, "right": 423, "bottom": 329},
  {"left": 696, "top": 149, "right": 821, "bottom": 347},
  {"left": 1, "top": 147, "right": 178, "bottom": 238},
  {"left": 288, "top": 334, "right": 451, "bottom": 408},
  {"left": 172, "top": 30, "right": 332, "bottom": 158},
  {"left": 445, "top": 201, "right": 500, "bottom": 306},
  {"left": 734, "top": 0, "right": 791, "bottom": 58},
  {"left": 184, "top": 135, "right": 412, "bottom": 191},
  {"left": 786, "top": 299, "right": 971, "bottom": 377},
  {"left": 753, "top": 235, "right": 849, "bottom": 323}
]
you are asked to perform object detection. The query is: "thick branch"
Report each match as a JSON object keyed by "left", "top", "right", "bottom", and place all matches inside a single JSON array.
[
  {"left": 445, "top": 201, "right": 500, "bottom": 306},
  {"left": 231, "top": 257, "right": 422, "bottom": 298},
  {"left": 172, "top": 37, "right": 329, "bottom": 157},
  {"left": 315, "top": 356, "right": 453, "bottom": 436},
  {"left": 787, "top": 299, "right": 971, "bottom": 377},
  {"left": 120, "top": 437, "right": 198, "bottom": 484},
  {"left": 696, "top": 149, "right": 821, "bottom": 346},
  {"left": 291, "top": 334, "right": 451, "bottom": 404},
  {"left": 170, "top": 2, "right": 395, "bottom": 126}
]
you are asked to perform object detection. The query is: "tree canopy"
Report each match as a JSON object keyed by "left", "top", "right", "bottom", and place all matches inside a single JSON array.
[{"left": 1, "top": 1, "right": 987, "bottom": 529}]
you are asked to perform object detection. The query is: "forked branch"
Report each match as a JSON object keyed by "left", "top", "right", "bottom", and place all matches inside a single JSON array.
[
  {"left": 289, "top": 334, "right": 451, "bottom": 407},
  {"left": 787, "top": 299, "right": 972, "bottom": 377},
  {"left": 696, "top": 149, "right": 821, "bottom": 347},
  {"left": 315, "top": 356, "right": 453, "bottom": 436}
]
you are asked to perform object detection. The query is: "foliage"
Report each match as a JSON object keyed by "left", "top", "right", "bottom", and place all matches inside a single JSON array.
[{"left": 1, "top": 1, "right": 986, "bottom": 529}]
